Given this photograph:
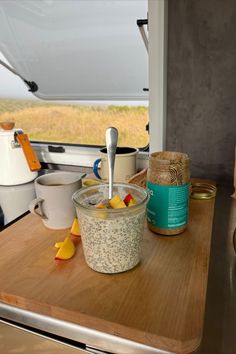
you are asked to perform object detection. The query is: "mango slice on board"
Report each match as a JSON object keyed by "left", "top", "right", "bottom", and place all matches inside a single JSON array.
[
  {"left": 70, "top": 218, "right": 80, "bottom": 236},
  {"left": 55, "top": 237, "right": 75, "bottom": 260},
  {"left": 54, "top": 242, "right": 64, "bottom": 249}
]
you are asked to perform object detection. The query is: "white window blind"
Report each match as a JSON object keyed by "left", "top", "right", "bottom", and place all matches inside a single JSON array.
[{"left": 0, "top": 0, "right": 148, "bottom": 101}]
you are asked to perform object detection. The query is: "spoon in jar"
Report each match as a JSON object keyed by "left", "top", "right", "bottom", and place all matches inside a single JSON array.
[{"left": 105, "top": 127, "right": 118, "bottom": 200}]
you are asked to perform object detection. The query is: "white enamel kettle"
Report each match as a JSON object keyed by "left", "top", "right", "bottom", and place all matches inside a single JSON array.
[{"left": 0, "top": 121, "right": 41, "bottom": 186}]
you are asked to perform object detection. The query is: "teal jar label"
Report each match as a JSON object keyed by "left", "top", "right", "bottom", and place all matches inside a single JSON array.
[{"left": 147, "top": 181, "right": 190, "bottom": 229}]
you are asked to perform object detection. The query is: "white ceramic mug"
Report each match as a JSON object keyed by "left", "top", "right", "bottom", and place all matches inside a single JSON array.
[
  {"left": 29, "top": 171, "right": 83, "bottom": 230},
  {"left": 93, "top": 147, "right": 138, "bottom": 183}
]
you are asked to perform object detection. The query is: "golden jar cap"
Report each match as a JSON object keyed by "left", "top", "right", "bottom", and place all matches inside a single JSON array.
[{"left": 190, "top": 182, "right": 217, "bottom": 200}]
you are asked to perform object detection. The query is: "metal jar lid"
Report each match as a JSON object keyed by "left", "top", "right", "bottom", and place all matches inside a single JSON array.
[{"left": 190, "top": 182, "right": 217, "bottom": 200}]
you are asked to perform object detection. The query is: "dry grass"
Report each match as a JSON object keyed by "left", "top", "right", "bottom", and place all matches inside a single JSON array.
[{"left": 0, "top": 99, "right": 149, "bottom": 147}]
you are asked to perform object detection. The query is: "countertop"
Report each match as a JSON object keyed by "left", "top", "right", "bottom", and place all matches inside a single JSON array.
[
  {"left": 1, "top": 180, "right": 235, "bottom": 354},
  {"left": 0, "top": 178, "right": 216, "bottom": 354}
]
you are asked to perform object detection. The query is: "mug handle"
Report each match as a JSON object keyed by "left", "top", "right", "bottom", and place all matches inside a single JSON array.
[
  {"left": 93, "top": 158, "right": 102, "bottom": 179},
  {"left": 29, "top": 197, "right": 47, "bottom": 220}
]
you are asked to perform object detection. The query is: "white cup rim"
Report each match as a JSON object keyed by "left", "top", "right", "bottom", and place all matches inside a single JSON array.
[
  {"left": 100, "top": 147, "right": 139, "bottom": 157},
  {"left": 35, "top": 171, "right": 82, "bottom": 187}
]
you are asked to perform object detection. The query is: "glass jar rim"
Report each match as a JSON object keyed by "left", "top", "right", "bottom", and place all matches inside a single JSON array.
[
  {"left": 150, "top": 151, "right": 189, "bottom": 164},
  {"left": 72, "top": 182, "right": 149, "bottom": 213}
]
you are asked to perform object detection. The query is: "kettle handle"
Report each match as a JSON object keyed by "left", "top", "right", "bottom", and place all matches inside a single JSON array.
[
  {"left": 16, "top": 133, "right": 41, "bottom": 171},
  {"left": 29, "top": 198, "right": 47, "bottom": 220}
]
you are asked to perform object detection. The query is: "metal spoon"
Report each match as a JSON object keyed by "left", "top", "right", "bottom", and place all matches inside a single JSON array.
[{"left": 105, "top": 127, "right": 118, "bottom": 200}]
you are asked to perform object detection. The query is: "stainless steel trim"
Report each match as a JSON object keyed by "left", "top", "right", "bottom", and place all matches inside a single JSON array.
[
  {"left": 0, "top": 303, "right": 172, "bottom": 354},
  {"left": 0, "top": 319, "right": 88, "bottom": 353},
  {"left": 85, "top": 345, "right": 111, "bottom": 354}
]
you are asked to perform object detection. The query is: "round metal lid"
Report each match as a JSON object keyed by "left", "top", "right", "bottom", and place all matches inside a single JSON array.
[{"left": 190, "top": 182, "right": 217, "bottom": 200}]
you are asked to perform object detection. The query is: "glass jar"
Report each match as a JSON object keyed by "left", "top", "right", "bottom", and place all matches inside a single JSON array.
[
  {"left": 73, "top": 183, "right": 148, "bottom": 273},
  {"left": 147, "top": 151, "right": 190, "bottom": 235}
]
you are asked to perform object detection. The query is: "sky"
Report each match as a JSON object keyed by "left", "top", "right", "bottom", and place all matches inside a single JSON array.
[{"left": 0, "top": 52, "right": 34, "bottom": 99}]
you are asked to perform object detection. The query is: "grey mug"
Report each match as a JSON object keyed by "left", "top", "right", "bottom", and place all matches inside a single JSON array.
[{"left": 29, "top": 171, "right": 83, "bottom": 230}]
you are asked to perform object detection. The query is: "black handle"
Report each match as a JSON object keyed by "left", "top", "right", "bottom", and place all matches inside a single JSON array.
[
  {"left": 137, "top": 19, "right": 148, "bottom": 27},
  {"left": 48, "top": 145, "right": 65, "bottom": 153},
  {"left": 23, "top": 80, "right": 38, "bottom": 92}
]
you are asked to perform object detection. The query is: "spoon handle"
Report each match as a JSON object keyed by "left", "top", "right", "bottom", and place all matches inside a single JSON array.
[{"left": 106, "top": 127, "right": 118, "bottom": 200}]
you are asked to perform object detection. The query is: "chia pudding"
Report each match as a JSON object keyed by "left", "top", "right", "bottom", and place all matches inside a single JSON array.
[{"left": 72, "top": 183, "right": 148, "bottom": 274}]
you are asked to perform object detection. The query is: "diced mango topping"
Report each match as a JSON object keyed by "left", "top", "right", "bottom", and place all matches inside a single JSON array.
[
  {"left": 115, "top": 200, "right": 127, "bottom": 209},
  {"left": 101, "top": 193, "right": 137, "bottom": 209},
  {"left": 109, "top": 194, "right": 123, "bottom": 208},
  {"left": 128, "top": 198, "right": 136, "bottom": 207},
  {"left": 92, "top": 193, "right": 137, "bottom": 212},
  {"left": 95, "top": 201, "right": 106, "bottom": 209},
  {"left": 95, "top": 209, "right": 108, "bottom": 219}
]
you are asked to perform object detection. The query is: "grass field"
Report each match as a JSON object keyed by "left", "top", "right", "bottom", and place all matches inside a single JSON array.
[{"left": 0, "top": 99, "right": 149, "bottom": 147}]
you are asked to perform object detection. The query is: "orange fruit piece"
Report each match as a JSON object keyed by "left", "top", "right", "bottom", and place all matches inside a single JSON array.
[
  {"left": 95, "top": 201, "right": 106, "bottom": 209},
  {"left": 109, "top": 194, "right": 122, "bottom": 208},
  {"left": 55, "top": 237, "right": 75, "bottom": 260},
  {"left": 109, "top": 194, "right": 127, "bottom": 208},
  {"left": 70, "top": 218, "right": 80, "bottom": 236},
  {"left": 54, "top": 242, "right": 64, "bottom": 249},
  {"left": 128, "top": 199, "right": 136, "bottom": 207},
  {"left": 116, "top": 200, "right": 127, "bottom": 208}
]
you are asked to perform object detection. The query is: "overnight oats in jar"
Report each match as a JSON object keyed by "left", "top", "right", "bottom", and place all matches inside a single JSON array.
[{"left": 72, "top": 183, "right": 148, "bottom": 274}]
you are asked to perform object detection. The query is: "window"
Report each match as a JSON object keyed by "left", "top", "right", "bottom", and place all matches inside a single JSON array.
[
  {"left": 0, "top": 97, "right": 149, "bottom": 148},
  {"left": 0, "top": 1, "right": 168, "bottom": 155},
  {"left": 0, "top": 52, "right": 148, "bottom": 148}
]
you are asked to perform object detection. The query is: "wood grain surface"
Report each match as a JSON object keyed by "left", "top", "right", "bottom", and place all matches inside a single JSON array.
[{"left": 0, "top": 180, "right": 215, "bottom": 354}]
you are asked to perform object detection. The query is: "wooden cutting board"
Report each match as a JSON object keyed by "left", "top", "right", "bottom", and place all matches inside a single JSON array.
[{"left": 0, "top": 180, "right": 216, "bottom": 354}]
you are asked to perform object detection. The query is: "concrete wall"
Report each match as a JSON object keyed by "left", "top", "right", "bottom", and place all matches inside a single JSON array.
[{"left": 166, "top": 0, "right": 236, "bottom": 182}]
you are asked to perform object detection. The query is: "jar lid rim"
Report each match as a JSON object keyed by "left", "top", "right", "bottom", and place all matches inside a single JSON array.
[{"left": 150, "top": 151, "right": 189, "bottom": 163}]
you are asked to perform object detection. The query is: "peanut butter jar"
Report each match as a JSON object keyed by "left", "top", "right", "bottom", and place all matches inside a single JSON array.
[{"left": 147, "top": 151, "right": 190, "bottom": 236}]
